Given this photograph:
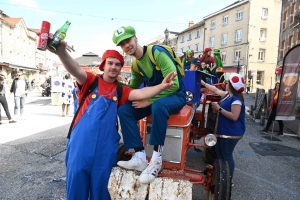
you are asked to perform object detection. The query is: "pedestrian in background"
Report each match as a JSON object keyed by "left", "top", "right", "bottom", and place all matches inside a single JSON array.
[
  {"left": 260, "top": 82, "right": 283, "bottom": 136},
  {"left": 201, "top": 73, "right": 246, "bottom": 184},
  {"left": 61, "top": 73, "right": 73, "bottom": 116},
  {"left": 0, "top": 74, "right": 16, "bottom": 124},
  {"left": 9, "top": 71, "right": 29, "bottom": 119},
  {"left": 246, "top": 80, "right": 251, "bottom": 94},
  {"left": 72, "top": 82, "right": 78, "bottom": 114}
]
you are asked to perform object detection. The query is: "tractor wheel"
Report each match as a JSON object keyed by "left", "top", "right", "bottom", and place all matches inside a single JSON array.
[
  {"left": 207, "top": 159, "right": 231, "bottom": 200},
  {"left": 202, "top": 146, "right": 217, "bottom": 165},
  {"left": 117, "top": 143, "right": 128, "bottom": 161}
]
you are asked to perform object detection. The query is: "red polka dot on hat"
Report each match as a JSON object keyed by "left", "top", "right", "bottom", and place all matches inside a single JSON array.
[{"left": 229, "top": 73, "right": 245, "bottom": 93}]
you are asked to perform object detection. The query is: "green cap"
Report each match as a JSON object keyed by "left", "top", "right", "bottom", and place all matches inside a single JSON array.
[
  {"left": 112, "top": 26, "right": 136, "bottom": 46},
  {"left": 214, "top": 48, "right": 221, "bottom": 54},
  {"left": 186, "top": 49, "right": 192, "bottom": 55}
]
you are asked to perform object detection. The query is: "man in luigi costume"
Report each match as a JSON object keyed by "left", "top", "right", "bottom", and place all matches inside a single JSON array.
[
  {"left": 182, "top": 49, "right": 194, "bottom": 70},
  {"left": 213, "top": 48, "right": 224, "bottom": 84},
  {"left": 112, "top": 26, "right": 186, "bottom": 184}
]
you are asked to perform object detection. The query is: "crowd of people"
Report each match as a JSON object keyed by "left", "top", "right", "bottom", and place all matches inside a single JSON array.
[{"left": 0, "top": 71, "right": 30, "bottom": 124}]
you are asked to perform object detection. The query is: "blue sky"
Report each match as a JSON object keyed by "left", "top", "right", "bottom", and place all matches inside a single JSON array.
[{"left": 1, "top": 0, "right": 236, "bottom": 58}]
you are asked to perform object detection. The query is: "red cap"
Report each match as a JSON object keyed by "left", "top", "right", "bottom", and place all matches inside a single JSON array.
[
  {"left": 204, "top": 48, "right": 212, "bottom": 53},
  {"left": 99, "top": 50, "right": 124, "bottom": 71}
]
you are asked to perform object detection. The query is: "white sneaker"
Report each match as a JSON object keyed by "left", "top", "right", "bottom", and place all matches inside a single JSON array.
[
  {"left": 139, "top": 160, "right": 162, "bottom": 184},
  {"left": 117, "top": 153, "right": 148, "bottom": 172}
]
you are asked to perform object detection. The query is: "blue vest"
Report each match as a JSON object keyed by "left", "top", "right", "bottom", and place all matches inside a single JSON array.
[{"left": 217, "top": 95, "right": 245, "bottom": 136}]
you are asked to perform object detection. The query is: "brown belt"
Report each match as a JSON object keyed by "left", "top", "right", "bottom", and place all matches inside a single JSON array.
[{"left": 215, "top": 134, "right": 243, "bottom": 139}]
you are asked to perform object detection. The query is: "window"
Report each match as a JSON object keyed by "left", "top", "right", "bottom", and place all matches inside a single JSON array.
[
  {"left": 221, "top": 33, "right": 227, "bottom": 45},
  {"left": 195, "top": 29, "right": 200, "bottom": 38},
  {"left": 234, "top": 50, "right": 241, "bottom": 62},
  {"left": 9, "top": 33, "right": 13, "bottom": 45},
  {"left": 280, "top": 40, "right": 285, "bottom": 59},
  {"left": 260, "top": 29, "right": 267, "bottom": 41},
  {"left": 188, "top": 32, "right": 192, "bottom": 41},
  {"left": 256, "top": 71, "right": 264, "bottom": 85},
  {"left": 290, "top": 3, "right": 296, "bottom": 24},
  {"left": 235, "top": 29, "right": 242, "bottom": 42},
  {"left": 195, "top": 44, "right": 199, "bottom": 52},
  {"left": 223, "top": 16, "right": 228, "bottom": 24},
  {"left": 181, "top": 35, "right": 185, "bottom": 43},
  {"left": 262, "top": 8, "right": 268, "bottom": 19},
  {"left": 210, "top": 37, "right": 215, "bottom": 48},
  {"left": 10, "top": 51, "right": 13, "bottom": 63},
  {"left": 258, "top": 49, "right": 265, "bottom": 61},
  {"left": 237, "top": 10, "right": 243, "bottom": 20},
  {"left": 282, "top": 10, "right": 288, "bottom": 29},
  {"left": 221, "top": 52, "right": 226, "bottom": 63},
  {"left": 288, "top": 35, "right": 294, "bottom": 50},
  {"left": 211, "top": 21, "right": 216, "bottom": 29}
]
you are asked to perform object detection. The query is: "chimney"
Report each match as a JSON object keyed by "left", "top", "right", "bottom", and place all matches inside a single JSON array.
[{"left": 188, "top": 21, "right": 194, "bottom": 27}]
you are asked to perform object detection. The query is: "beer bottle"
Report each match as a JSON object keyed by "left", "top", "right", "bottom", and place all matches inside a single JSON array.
[{"left": 48, "top": 21, "right": 71, "bottom": 51}]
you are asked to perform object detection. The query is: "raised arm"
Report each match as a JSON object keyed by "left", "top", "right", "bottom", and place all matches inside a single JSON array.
[
  {"left": 46, "top": 35, "right": 86, "bottom": 85},
  {"left": 201, "top": 80, "right": 226, "bottom": 97}
]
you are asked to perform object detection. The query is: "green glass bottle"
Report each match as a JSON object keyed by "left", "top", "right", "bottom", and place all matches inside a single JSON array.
[{"left": 48, "top": 21, "right": 71, "bottom": 51}]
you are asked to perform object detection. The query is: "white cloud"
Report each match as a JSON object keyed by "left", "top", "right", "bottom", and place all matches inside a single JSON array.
[
  {"left": 11, "top": 0, "right": 39, "bottom": 9},
  {"left": 184, "top": 0, "right": 195, "bottom": 5},
  {"left": 10, "top": 0, "right": 55, "bottom": 16}
]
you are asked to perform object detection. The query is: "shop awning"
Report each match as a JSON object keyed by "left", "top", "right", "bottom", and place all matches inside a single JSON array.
[
  {"left": 224, "top": 67, "right": 238, "bottom": 73},
  {"left": 0, "top": 62, "right": 9, "bottom": 67},
  {"left": 9, "top": 63, "right": 39, "bottom": 71},
  {"left": 275, "top": 66, "right": 282, "bottom": 74}
]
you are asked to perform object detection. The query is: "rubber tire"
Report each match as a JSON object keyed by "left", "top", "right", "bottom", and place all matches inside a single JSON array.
[
  {"left": 202, "top": 146, "right": 217, "bottom": 165},
  {"left": 117, "top": 143, "right": 127, "bottom": 161},
  {"left": 207, "top": 159, "right": 231, "bottom": 200}
]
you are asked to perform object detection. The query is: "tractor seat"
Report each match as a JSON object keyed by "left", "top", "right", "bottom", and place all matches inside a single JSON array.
[{"left": 146, "top": 105, "right": 194, "bottom": 127}]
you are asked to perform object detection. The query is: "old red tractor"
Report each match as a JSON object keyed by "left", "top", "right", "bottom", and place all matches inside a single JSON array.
[{"left": 108, "top": 71, "right": 231, "bottom": 200}]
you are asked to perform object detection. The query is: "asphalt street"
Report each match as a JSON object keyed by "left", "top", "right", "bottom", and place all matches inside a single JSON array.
[{"left": 0, "top": 91, "right": 299, "bottom": 200}]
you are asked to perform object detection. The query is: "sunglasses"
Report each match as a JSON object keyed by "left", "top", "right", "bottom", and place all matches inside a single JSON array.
[{"left": 17, "top": 74, "right": 21, "bottom": 77}]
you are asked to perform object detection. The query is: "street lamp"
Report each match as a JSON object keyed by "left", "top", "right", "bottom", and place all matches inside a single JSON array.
[{"left": 236, "top": 57, "right": 244, "bottom": 74}]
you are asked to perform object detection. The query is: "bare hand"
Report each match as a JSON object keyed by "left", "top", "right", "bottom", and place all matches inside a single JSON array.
[
  {"left": 132, "top": 99, "right": 151, "bottom": 108},
  {"left": 211, "top": 102, "right": 220, "bottom": 111},
  {"left": 201, "top": 80, "right": 206, "bottom": 86},
  {"left": 43, "top": 33, "right": 68, "bottom": 55},
  {"left": 160, "top": 72, "right": 177, "bottom": 90}
]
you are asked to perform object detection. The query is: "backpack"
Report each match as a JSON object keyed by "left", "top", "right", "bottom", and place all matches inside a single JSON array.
[
  {"left": 67, "top": 76, "right": 123, "bottom": 139},
  {"left": 132, "top": 45, "right": 185, "bottom": 78}
]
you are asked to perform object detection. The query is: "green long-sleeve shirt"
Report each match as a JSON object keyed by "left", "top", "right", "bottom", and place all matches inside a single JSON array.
[{"left": 130, "top": 46, "right": 183, "bottom": 103}]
